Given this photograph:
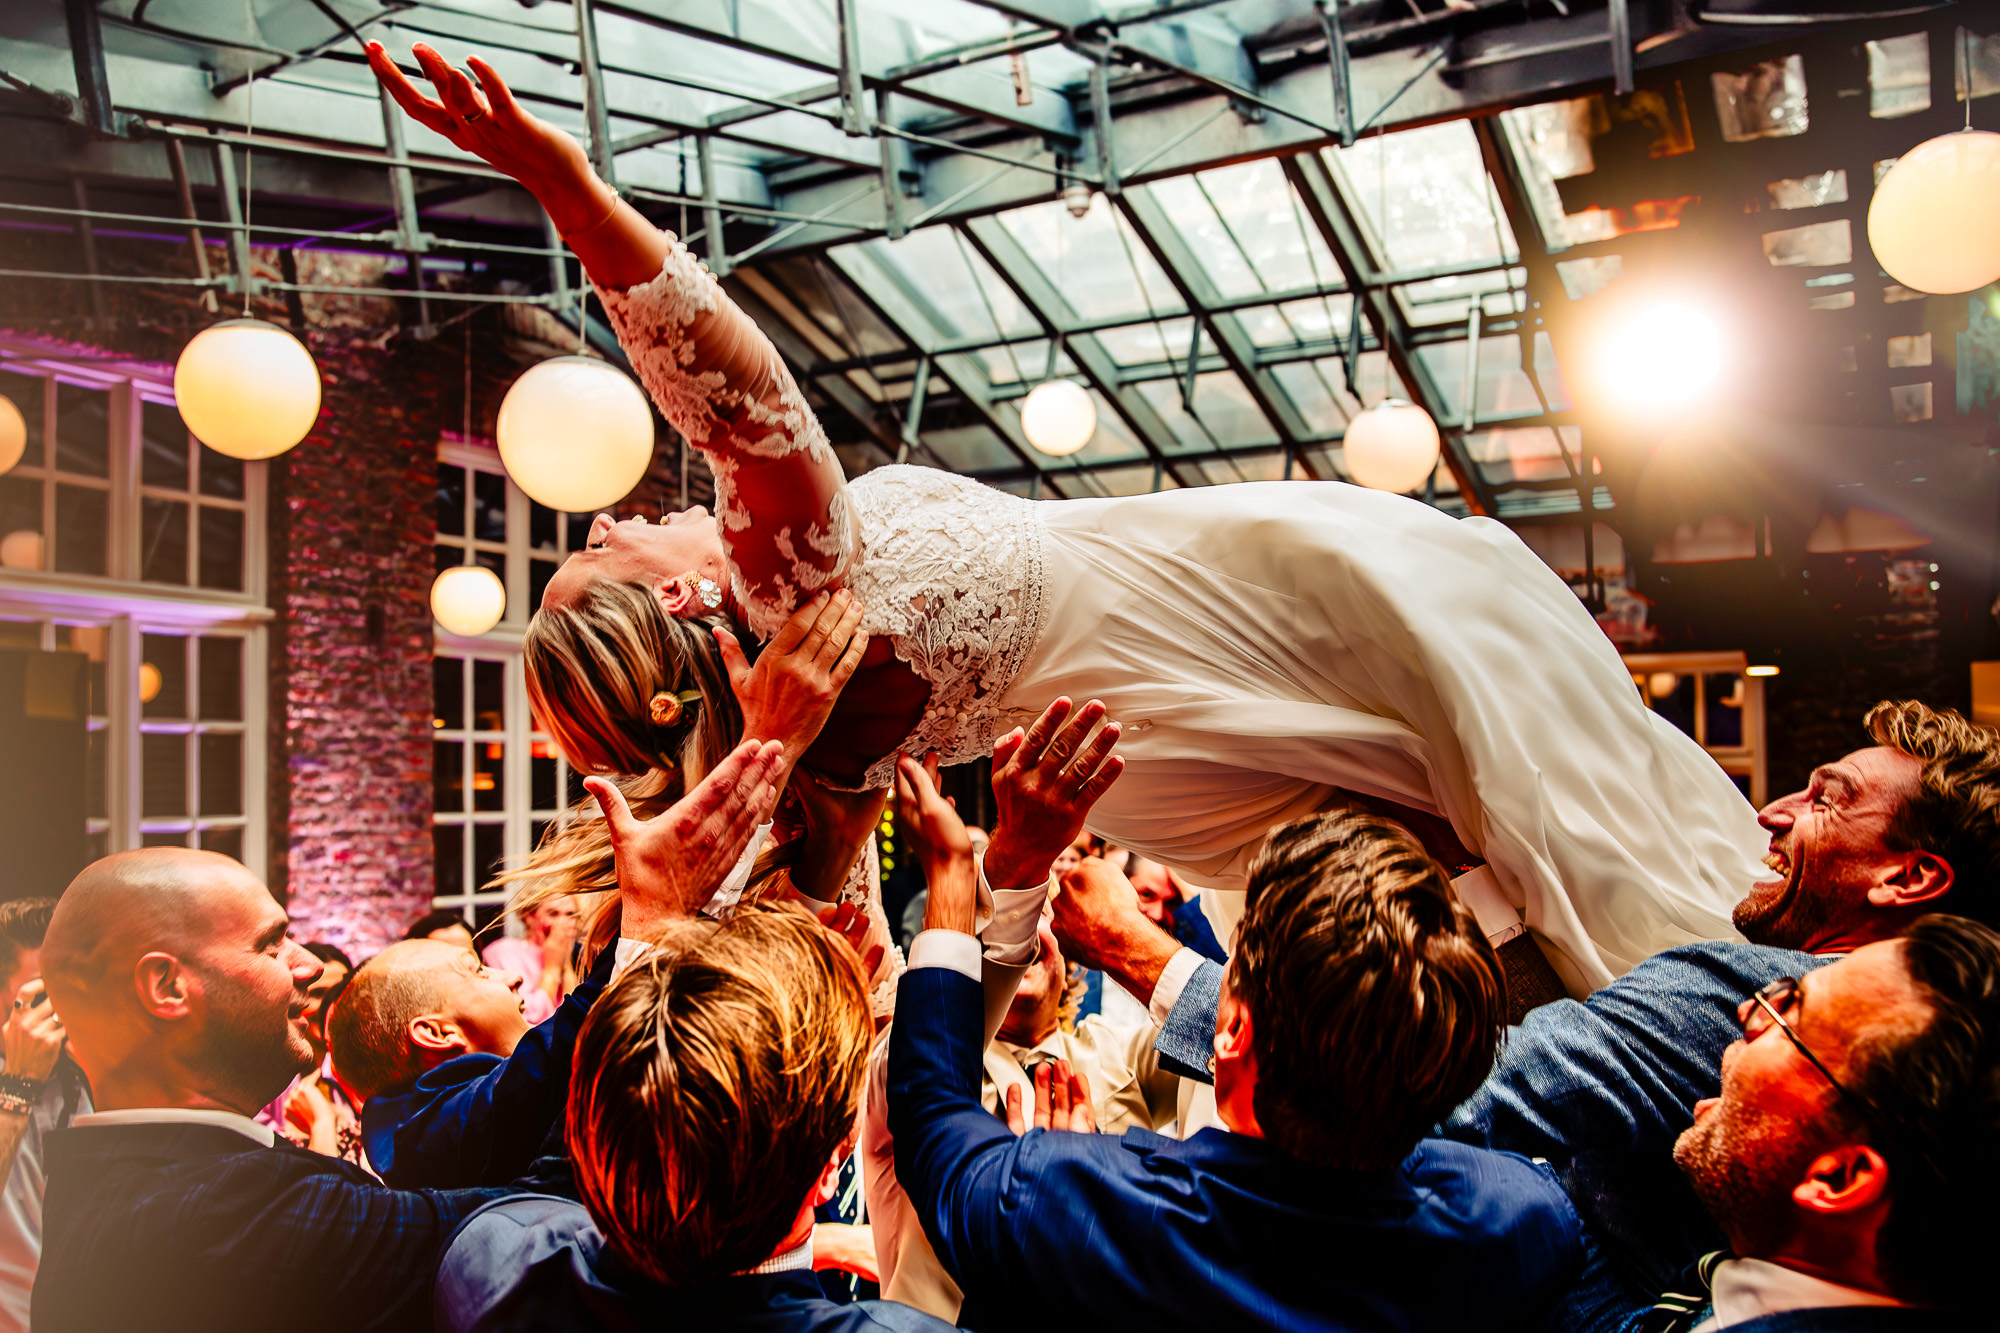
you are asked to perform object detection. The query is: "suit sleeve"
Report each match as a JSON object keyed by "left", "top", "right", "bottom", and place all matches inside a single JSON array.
[
  {"left": 1153, "top": 959, "right": 1223, "bottom": 1083},
  {"left": 886, "top": 967, "right": 1044, "bottom": 1300},
  {"left": 371, "top": 945, "right": 619, "bottom": 1189},
  {"left": 1441, "top": 945, "right": 1811, "bottom": 1158}
]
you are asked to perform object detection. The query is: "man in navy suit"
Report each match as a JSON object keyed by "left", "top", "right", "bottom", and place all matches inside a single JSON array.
[
  {"left": 887, "top": 760, "right": 1584, "bottom": 1333},
  {"left": 31, "top": 740, "right": 785, "bottom": 1333},
  {"left": 434, "top": 905, "right": 951, "bottom": 1333},
  {"left": 329, "top": 934, "right": 616, "bottom": 1189}
]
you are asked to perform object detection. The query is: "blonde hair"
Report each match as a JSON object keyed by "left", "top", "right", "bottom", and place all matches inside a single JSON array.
[
  {"left": 498, "top": 581, "right": 747, "bottom": 964},
  {"left": 566, "top": 906, "right": 873, "bottom": 1287}
]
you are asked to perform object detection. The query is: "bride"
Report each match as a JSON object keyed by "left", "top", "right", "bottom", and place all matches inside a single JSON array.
[{"left": 373, "top": 43, "right": 1763, "bottom": 992}]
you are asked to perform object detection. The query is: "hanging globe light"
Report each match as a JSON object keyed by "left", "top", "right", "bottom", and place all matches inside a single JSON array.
[
  {"left": 0, "top": 393, "right": 25, "bottom": 474},
  {"left": 0, "top": 530, "right": 43, "bottom": 571},
  {"left": 432, "top": 566, "right": 506, "bottom": 638},
  {"left": 138, "top": 662, "right": 164, "bottom": 705},
  {"left": 1342, "top": 399, "right": 1440, "bottom": 493},
  {"left": 1021, "top": 379, "right": 1096, "bottom": 457},
  {"left": 495, "top": 356, "right": 654, "bottom": 512},
  {"left": 1868, "top": 130, "right": 2000, "bottom": 295},
  {"left": 174, "top": 319, "right": 322, "bottom": 460}
]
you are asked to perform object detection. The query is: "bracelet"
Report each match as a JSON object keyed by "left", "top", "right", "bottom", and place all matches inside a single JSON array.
[
  {"left": 559, "top": 192, "right": 622, "bottom": 244},
  {"left": 0, "top": 1072, "right": 44, "bottom": 1102},
  {"left": 0, "top": 1091, "right": 33, "bottom": 1117}
]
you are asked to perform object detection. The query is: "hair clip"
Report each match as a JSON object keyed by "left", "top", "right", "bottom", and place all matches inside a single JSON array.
[{"left": 647, "top": 688, "right": 704, "bottom": 728}]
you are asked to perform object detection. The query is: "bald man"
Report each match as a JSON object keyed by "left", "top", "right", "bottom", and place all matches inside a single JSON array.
[
  {"left": 331, "top": 937, "right": 600, "bottom": 1190},
  {"left": 32, "top": 740, "right": 785, "bottom": 1333}
]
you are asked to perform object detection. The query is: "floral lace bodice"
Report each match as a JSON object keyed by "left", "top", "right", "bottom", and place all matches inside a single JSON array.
[
  {"left": 597, "top": 245, "right": 1048, "bottom": 791},
  {"left": 844, "top": 466, "right": 1047, "bottom": 788}
]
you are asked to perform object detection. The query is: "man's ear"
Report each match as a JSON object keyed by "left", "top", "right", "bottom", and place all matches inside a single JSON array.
[
  {"left": 407, "top": 1013, "right": 470, "bottom": 1058},
  {"left": 134, "top": 952, "right": 194, "bottom": 1020},
  {"left": 1869, "top": 851, "right": 1953, "bottom": 910},
  {"left": 1793, "top": 1143, "right": 1891, "bottom": 1216}
]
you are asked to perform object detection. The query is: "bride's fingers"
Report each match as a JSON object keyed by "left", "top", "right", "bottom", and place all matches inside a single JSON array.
[
  {"left": 437, "top": 58, "right": 493, "bottom": 125},
  {"left": 464, "top": 55, "right": 524, "bottom": 122},
  {"left": 368, "top": 44, "right": 452, "bottom": 127}
]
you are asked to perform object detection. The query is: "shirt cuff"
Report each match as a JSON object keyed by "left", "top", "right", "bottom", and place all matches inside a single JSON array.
[
  {"left": 611, "top": 937, "right": 653, "bottom": 982},
  {"left": 907, "top": 929, "right": 982, "bottom": 981},
  {"left": 978, "top": 852, "right": 1054, "bottom": 968},
  {"left": 1147, "top": 947, "right": 1206, "bottom": 1028},
  {"left": 700, "top": 821, "right": 774, "bottom": 920}
]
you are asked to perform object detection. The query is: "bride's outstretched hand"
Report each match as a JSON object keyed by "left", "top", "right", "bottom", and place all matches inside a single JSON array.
[{"left": 366, "top": 42, "right": 603, "bottom": 226}]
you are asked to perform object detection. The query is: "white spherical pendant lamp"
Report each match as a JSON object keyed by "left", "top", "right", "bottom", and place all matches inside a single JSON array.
[
  {"left": 431, "top": 565, "right": 506, "bottom": 638},
  {"left": 1868, "top": 130, "right": 2000, "bottom": 295},
  {"left": 174, "top": 319, "right": 322, "bottom": 460},
  {"left": 1021, "top": 379, "right": 1096, "bottom": 457},
  {"left": 0, "top": 394, "right": 25, "bottom": 474},
  {"left": 1343, "top": 399, "right": 1441, "bottom": 494},
  {"left": 496, "top": 356, "right": 654, "bottom": 512},
  {"left": 0, "top": 530, "right": 43, "bottom": 571}
]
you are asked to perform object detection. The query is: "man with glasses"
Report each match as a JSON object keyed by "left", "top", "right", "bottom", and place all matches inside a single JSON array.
[
  {"left": 1052, "top": 699, "right": 2000, "bottom": 1304},
  {"left": 1607, "top": 915, "right": 1998, "bottom": 1330}
]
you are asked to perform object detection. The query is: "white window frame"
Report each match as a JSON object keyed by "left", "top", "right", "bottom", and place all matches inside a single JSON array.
[
  {"left": 1623, "top": 650, "right": 1768, "bottom": 807},
  {"left": 0, "top": 342, "right": 270, "bottom": 879},
  {"left": 431, "top": 440, "right": 586, "bottom": 930}
]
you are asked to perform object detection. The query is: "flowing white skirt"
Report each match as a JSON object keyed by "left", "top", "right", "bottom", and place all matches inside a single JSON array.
[{"left": 996, "top": 481, "right": 1765, "bottom": 993}]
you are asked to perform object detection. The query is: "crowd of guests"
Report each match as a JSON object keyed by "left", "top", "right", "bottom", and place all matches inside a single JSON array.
[{"left": 0, "top": 680, "right": 1996, "bottom": 1332}]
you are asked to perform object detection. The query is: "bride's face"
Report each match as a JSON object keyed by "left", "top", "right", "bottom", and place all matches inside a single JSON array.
[{"left": 541, "top": 508, "right": 728, "bottom": 613}]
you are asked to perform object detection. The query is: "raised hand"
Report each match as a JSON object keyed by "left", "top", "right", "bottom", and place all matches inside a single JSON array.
[
  {"left": 897, "top": 755, "right": 978, "bottom": 935},
  {"left": 1003, "top": 1059, "right": 1098, "bottom": 1135},
  {"left": 983, "top": 696, "right": 1124, "bottom": 892},
  {"left": 815, "top": 900, "right": 887, "bottom": 984},
  {"left": 2, "top": 981, "right": 64, "bottom": 1086},
  {"left": 716, "top": 590, "right": 867, "bottom": 781},
  {"left": 584, "top": 738, "right": 785, "bottom": 939}
]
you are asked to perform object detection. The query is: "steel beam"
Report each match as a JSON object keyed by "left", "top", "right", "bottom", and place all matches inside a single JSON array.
[
  {"left": 60, "top": 0, "right": 116, "bottom": 135},
  {"left": 1112, "top": 189, "right": 1318, "bottom": 469},
  {"left": 575, "top": 0, "right": 619, "bottom": 189},
  {"left": 961, "top": 216, "right": 1193, "bottom": 480},
  {"left": 1281, "top": 151, "right": 1493, "bottom": 514}
]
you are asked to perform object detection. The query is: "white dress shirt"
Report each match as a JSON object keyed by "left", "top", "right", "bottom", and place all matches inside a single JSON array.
[{"left": 1689, "top": 1258, "right": 1905, "bottom": 1331}]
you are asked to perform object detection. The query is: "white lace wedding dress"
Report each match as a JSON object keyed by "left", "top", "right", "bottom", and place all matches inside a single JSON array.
[{"left": 598, "top": 245, "right": 1766, "bottom": 993}]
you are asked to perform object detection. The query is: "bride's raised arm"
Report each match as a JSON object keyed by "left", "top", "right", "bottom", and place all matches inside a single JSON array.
[{"left": 370, "top": 43, "right": 857, "bottom": 638}]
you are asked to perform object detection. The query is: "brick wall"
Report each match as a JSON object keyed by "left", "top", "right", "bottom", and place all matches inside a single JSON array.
[{"left": 1, "top": 227, "right": 697, "bottom": 955}]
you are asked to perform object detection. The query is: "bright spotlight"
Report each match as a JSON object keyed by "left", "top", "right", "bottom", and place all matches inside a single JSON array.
[{"left": 1588, "top": 301, "right": 1724, "bottom": 417}]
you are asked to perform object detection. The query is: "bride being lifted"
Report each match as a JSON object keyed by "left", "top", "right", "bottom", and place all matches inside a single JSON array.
[{"left": 373, "top": 43, "right": 1763, "bottom": 993}]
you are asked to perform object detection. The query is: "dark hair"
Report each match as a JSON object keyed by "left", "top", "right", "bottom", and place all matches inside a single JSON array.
[
  {"left": 1841, "top": 914, "right": 2000, "bottom": 1306},
  {"left": 303, "top": 942, "right": 354, "bottom": 973},
  {"left": 1865, "top": 700, "right": 2000, "bottom": 926},
  {"left": 1229, "top": 811, "right": 1505, "bottom": 1171},
  {"left": 403, "top": 910, "right": 470, "bottom": 941},
  {"left": 0, "top": 898, "right": 58, "bottom": 980}
]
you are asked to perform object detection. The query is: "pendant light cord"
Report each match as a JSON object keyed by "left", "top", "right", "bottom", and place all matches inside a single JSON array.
[{"left": 242, "top": 0, "right": 255, "bottom": 316}]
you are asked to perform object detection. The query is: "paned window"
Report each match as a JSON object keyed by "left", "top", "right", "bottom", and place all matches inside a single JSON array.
[
  {"left": 430, "top": 443, "right": 587, "bottom": 930},
  {"left": 1623, "top": 652, "right": 1768, "bottom": 805},
  {"left": 0, "top": 349, "right": 267, "bottom": 876}
]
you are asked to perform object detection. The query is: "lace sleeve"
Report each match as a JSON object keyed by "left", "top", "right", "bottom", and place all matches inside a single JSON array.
[{"left": 595, "top": 240, "right": 860, "bottom": 642}]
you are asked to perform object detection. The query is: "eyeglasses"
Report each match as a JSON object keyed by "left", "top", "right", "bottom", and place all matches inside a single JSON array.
[{"left": 1739, "top": 976, "right": 1867, "bottom": 1116}]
